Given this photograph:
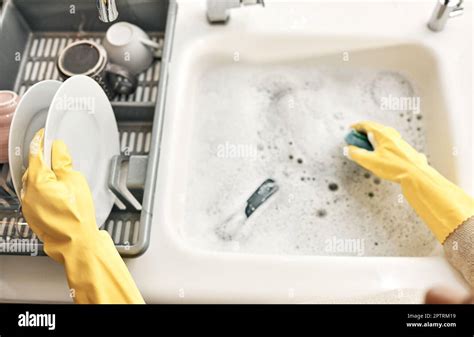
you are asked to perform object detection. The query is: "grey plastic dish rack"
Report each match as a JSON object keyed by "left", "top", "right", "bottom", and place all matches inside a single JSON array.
[{"left": 0, "top": 0, "right": 177, "bottom": 257}]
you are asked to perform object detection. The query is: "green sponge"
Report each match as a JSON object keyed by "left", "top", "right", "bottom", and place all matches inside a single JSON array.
[{"left": 345, "top": 130, "right": 374, "bottom": 151}]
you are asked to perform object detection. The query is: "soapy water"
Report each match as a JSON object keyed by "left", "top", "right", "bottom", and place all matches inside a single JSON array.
[{"left": 183, "top": 63, "right": 438, "bottom": 257}]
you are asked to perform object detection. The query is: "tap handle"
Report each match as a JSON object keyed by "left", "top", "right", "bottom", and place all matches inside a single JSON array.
[
  {"left": 428, "top": 0, "right": 464, "bottom": 32},
  {"left": 242, "top": 0, "right": 265, "bottom": 6},
  {"left": 97, "top": 0, "right": 119, "bottom": 23},
  {"left": 449, "top": 0, "right": 464, "bottom": 18}
]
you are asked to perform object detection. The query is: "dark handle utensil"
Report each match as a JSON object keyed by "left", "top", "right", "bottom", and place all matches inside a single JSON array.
[{"left": 245, "top": 178, "right": 279, "bottom": 217}]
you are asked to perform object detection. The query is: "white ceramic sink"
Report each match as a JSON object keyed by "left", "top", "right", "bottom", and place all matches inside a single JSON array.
[
  {"left": 145, "top": 0, "right": 472, "bottom": 303},
  {"left": 179, "top": 40, "right": 458, "bottom": 258}
]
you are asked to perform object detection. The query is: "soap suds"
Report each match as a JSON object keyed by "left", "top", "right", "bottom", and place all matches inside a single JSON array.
[{"left": 183, "top": 62, "right": 437, "bottom": 257}]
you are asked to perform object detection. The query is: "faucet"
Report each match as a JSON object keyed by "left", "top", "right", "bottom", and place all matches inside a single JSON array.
[
  {"left": 428, "top": 0, "right": 464, "bottom": 32},
  {"left": 207, "top": 0, "right": 265, "bottom": 24},
  {"left": 97, "top": 0, "right": 119, "bottom": 23}
]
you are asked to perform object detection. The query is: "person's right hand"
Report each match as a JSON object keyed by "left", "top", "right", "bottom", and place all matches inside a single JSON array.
[{"left": 345, "top": 121, "right": 474, "bottom": 243}]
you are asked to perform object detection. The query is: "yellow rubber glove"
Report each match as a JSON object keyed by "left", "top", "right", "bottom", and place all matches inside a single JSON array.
[
  {"left": 347, "top": 121, "right": 474, "bottom": 243},
  {"left": 21, "top": 129, "right": 145, "bottom": 304}
]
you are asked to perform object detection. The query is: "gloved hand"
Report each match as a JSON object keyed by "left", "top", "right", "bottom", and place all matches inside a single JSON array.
[
  {"left": 347, "top": 121, "right": 474, "bottom": 243},
  {"left": 21, "top": 129, "right": 145, "bottom": 304}
]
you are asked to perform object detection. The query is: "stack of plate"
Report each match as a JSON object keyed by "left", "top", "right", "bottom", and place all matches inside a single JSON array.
[{"left": 9, "top": 75, "right": 120, "bottom": 227}]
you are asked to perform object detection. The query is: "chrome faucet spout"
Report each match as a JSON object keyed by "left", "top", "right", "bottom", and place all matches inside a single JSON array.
[{"left": 207, "top": 0, "right": 265, "bottom": 24}]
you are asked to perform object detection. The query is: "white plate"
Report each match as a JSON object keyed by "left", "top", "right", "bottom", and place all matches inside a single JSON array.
[
  {"left": 44, "top": 75, "right": 120, "bottom": 227},
  {"left": 8, "top": 80, "right": 62, "bottom": 199}
]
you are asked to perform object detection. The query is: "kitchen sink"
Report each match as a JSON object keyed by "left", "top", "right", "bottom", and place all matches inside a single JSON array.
[
  {"left": 178, "top": 40, "right": 455, "bottom": 257},
  {"left": 144, "top": 0, "right": 471, "bottom": 303}
]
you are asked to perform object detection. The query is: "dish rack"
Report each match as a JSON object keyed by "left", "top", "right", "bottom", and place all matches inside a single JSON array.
[{"left": 0, "top": 0, "right": 176, "bottom": 257}]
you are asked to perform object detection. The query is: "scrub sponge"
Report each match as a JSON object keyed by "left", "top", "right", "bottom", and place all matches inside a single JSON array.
[{"left": 345, "top": 129, "right": 374, "bottom": 151}]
